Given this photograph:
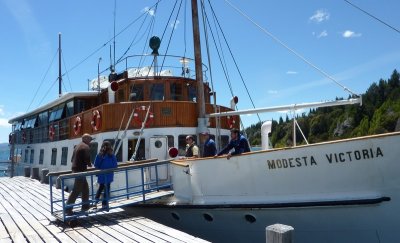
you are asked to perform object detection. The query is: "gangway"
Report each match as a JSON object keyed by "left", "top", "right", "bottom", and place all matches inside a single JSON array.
[{"left": 48, "top": 159, "right": 173, "bottom": 222}]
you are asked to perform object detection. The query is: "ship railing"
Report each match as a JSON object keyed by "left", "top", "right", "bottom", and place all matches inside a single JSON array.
[
  {"left": 48, "top": 159, "right": 173, "bottom": 222},
  {"left": 118, "top": 54, "right": 209, "bottom": 81}
]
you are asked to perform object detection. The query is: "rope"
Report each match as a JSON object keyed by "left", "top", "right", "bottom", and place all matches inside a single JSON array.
[{"left": 224, "top": 0, "right": 359, "bottom": 97}]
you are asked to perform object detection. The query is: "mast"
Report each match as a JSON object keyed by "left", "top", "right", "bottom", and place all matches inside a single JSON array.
[
  {"left": 58, "top": 33, "right": 62, "bottom": 97},
  {"left": 191, "top": 0, "right": 207, "bottom": 133}
]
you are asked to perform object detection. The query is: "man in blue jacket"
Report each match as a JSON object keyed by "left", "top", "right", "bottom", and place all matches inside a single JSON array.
[{"left": 217, "top": 128, "right": 251, "bottom": 159}]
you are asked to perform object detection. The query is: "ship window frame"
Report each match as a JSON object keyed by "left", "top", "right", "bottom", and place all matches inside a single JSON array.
[
  {"left": 39, "top": 149, "right": 44, "bottom": 165},
  {"left": 66, "top": 100, "right": 74, "bottom": 117},
  {"left": 61, "top": 147, "right": 68, "bottom": 166},
  {"left": 15, "top": 122, "right": 22, "bottom": 131},
  {"left": 49, "top": 104, "right": 65, "bottom": 122},
  {"left": 24, "top": 149, "right": 29, "bottom": 163},
  {"left": 170, "top": 82, "right": 183, "bottom": 101},
  {"left": 38, "top": 111, "right": 48, "bottom": 126},
  {"left": 129, "top": 84, "right": 144, "bottom": 101},
  {"left": 149, "top": 83, "right": 164, "bottom": 101},
  {"left": 187, "top": 84, "right": 197, "bottom": 102},
  {"left": 30, "top": 149, "right": 34, "bottom": 164},
  {"left": 51, "top": 148, "right": 57, "bottom": 165}
]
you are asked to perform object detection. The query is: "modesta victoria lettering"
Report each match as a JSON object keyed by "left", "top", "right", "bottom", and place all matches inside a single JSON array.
[{"left": 267, "top": 147, "right": 384, "bottom": 170}]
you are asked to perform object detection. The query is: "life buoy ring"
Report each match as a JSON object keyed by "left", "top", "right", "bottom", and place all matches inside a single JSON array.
[
  {"left": 91, "top": 110, "right": 102, "bottom": 131},
  {"left": 133, "top": 106, "right": 154, "bottom": 127},
  {"left": 73, "top": 116, "right": 82, "bottom": 135},
  {"left": 22, "top": 131, "right": 26, "bottom": 143},
  {"left": 227, "top": 116, "right": 236, "bottom": 129},
  {"left": 49, "top": 125, "right": 55, "bottom": 141}
]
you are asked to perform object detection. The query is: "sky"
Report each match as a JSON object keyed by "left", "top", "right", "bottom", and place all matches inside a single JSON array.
[{"left": 0, "top": 0, "right": 399, "bottom": 143}]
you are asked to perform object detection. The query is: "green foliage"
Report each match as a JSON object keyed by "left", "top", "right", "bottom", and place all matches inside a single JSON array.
[{"left": 245, "top": 70, "right": 400, "bottom": 148}]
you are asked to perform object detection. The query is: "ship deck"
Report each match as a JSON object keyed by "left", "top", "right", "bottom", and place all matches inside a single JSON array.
[{"left": 0, "top": 176, "right": 209, "bottom": 242}]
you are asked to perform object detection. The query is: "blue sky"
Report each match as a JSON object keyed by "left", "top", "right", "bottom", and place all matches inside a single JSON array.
[{"left": 0, "top": 0, "right": 399, "bottom": 143}]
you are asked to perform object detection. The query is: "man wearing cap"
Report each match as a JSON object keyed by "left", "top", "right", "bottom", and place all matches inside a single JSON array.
[
  {"left": 201, "top": 131, "right": 217, "bottom": 157},
  {"left": 185, "top": 135, "right": 199, "bottom": 158},
  {"left": 66, "top": 133, "right": 93, "bottom": 215}
]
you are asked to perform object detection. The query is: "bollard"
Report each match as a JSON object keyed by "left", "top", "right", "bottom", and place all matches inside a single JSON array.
[
  {"left": 31, "top": 167, "right": 40, "bottom": 180},
  {"left": 266, "top": 223, "right": 294, "bottom": 243},
  {"left": 24, "top": 166, "right": 31, "bottom": 177},
  {"left": 41, "top": 168, "right": 49, "bottom": 184}
]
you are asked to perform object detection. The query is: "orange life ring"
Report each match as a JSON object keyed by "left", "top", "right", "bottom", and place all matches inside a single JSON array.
[
  {"left": 227, "top": 116, "right": 236, "bottom": 129},
  {"left": 73, "top": 116, "right": 82, "bottom": 135},
  {"left": 48, "top": 125, "right": 55, "bottom": 141},
  {"left": 133, "top": 106, "right": 154, "bottom": 127},
  {"left": 91, "top": 110, "right": 102, "bottom": 131},
  {"left": 22, "top": 131, "right": 26, "bottom": 143}
]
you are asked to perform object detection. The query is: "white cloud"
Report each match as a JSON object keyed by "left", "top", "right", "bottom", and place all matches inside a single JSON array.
[
  {"left": 142, "top": 7, "right": 155, "bottom": 16},
  {"left": 286, "top": 71, "right": 298, "bottom": 75},
  {"left": 309, "top": 10, "right": 330, "bottom": 23},
  {"left": 268, "top": 90, "right": 278, "bottom": 94},
  {"left": 0, "top": 118, "right": 10, "bottom": 128},
  {"left": 0, "top": 107, "right": 4, "bottom": 116},
  {"left": 342, "top": 30, "right": 362, "bottom": 38},
  {"left": 170, "top": 20, "right": 180, "bottom": 29},
  {"left": 317, "top": 30, "right": 328, "bottom": 38}
]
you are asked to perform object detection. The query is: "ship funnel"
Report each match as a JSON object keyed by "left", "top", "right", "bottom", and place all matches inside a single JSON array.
[{"left": 261, "top": 121, "right": 272, "bottom": 150}]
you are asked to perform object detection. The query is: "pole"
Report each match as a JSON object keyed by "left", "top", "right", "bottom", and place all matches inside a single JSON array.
[{"left": 58, "top": 33, "right": 62, "bottom": 97}]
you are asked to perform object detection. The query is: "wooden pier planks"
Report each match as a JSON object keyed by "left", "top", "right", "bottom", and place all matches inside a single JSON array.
[{"left": 0, "top": 176, "right": 209, "bottom": 242}]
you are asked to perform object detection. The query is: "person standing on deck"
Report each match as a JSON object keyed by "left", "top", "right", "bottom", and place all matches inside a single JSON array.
[
  {"left": 201, "top": 131, "right": 217, "bottom": 157},
  {"left": 217, "top": 128, "right": 250, "bottom": 159},
  {"left": 185, "top": 135, "right": 199, "bottom": 158},
  {"left": 93, "top": 141, "right": 118, "bottom": 210},
  {"left": 65, "top": 133, "right": 93, "bottom": 215}
]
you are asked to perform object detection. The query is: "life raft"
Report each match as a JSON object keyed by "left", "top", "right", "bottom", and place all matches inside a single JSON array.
[
  {"left": 73, "top": 116, "right": 82, "bottom": 135},
  {"left": 91, "top": 110, "right": 102, "bottom": 131},
  {"left": 133, "top": 106, "right": 154, "bottom": 127}
]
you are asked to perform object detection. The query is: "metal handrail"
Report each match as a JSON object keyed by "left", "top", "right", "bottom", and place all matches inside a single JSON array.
[{"left": 49, "top": 159, "right": 172, "bottom": 222}]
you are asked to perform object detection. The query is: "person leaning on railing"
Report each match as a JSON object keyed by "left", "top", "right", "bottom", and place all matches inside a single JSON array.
[
  {"left": 217, "top": 128, "right": 251, "bottom": 159},
  {"left": 93, "top": 141, "right": 118, "bottom": 210}
]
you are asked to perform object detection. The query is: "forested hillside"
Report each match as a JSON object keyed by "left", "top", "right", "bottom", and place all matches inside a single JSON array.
[{"left": 245, "top": 70, "right": 400, "bottom": 147}]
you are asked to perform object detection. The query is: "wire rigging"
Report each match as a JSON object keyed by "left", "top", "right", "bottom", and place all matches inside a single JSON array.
[
  {"left": 344, "top": 0, "right": 400, "bottom": 34},
  {"left": 224, "top": 0, "right": 359, "bottom": 97}
]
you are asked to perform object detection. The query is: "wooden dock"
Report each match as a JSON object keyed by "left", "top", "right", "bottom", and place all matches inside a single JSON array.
[{"left": 0, "top": 176, "right": 209, "bottom": 242}]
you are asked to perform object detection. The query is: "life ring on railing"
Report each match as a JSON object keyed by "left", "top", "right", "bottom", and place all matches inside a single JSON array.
[
  {"left": 22, "top": 131, "right": 26, "bottom": 143},
  {"left": 133, "top": 106, "right": 154, "bottom": 127},
  {"left": 227, "top": 116, "right": 236, "bottom": 129},
  {"left": 73, "top": 116, "right": 82, "bottom": 135},
  {"left": 48, "top": 125, "right": 55, "bottom": 141},
  {"left": 91, "top": 110, "right": 102, "bottom": 131}
]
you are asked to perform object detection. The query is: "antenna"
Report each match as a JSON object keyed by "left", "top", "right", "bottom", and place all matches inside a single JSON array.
[{"left": 113, "top": 0, "right": 116, "bottom": 69}]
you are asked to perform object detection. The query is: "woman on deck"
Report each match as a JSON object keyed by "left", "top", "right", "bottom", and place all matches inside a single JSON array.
[{"left": 94, "top": 141, "right": 118, "bottom": 210}]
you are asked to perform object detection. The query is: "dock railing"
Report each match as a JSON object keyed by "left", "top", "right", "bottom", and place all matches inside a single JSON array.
[{"left": 48, "top": 159, "right": 173, "bottom": 222}]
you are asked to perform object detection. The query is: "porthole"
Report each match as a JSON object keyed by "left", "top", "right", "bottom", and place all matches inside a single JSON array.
[
  {"left": 155, "top": 140, "right": 162, "bottom": 148},
  {"left": 203, "top": 213, "right": 213, "bottom": 222},
  {"left": 171, "top": 212, "right": 180, "bottom": 221},
  {"left": 245, "top": 214, "right": 256, "bottom": 223}
]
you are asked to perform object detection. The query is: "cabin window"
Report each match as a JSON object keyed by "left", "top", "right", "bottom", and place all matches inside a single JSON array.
[
  {"left": 24, "top": 149, "right": 29, "bottom": 163},
  {"left": 15, "top": 122, "right": 22, "bottom": 131},
  {"left": 38, "top": 111, "right": 48, "bottom": 126},
  {"left": 49, "top": 104, "right": 65, "bottom": 122},
  {"left": 128, "top": 139, "right": 145, "bottom": 161},
  {"left": 188, "top": 85, "right": 196, "bottom": 102},
  {"left": 51, "top": 148, "right": 57, "bottom": 165},
  {"left": 39, "top": 149, "right": 44, "bottom": 165},
  {"left": 170, "top": 83, "right": 183, "bottom": 101},
  {"left": 167, "top": 135, "right": 174, "bottom": 148},
  {"left": 178, "top": 135, "right": 197, "bottom": 156},
  {"left": 117, "top": 89, "right": 125, "bottom": 102},
  {"left": 130, "top": 84, "right": 144, "bottom": 101},
  {"left": 66, "top": 101, "right": 74, "bottom": 117},
  {"left": 150, "top": 83, "right": 164, "bottom": 100},
  {"left": 61, "top": 147, "right": 68, "bottom": 165},
  {"left": 75, "top": 100, "right": 86, "bottom": 113},
  {"left": 30, "top": 149, "right": 34, "bottom": 164}
]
